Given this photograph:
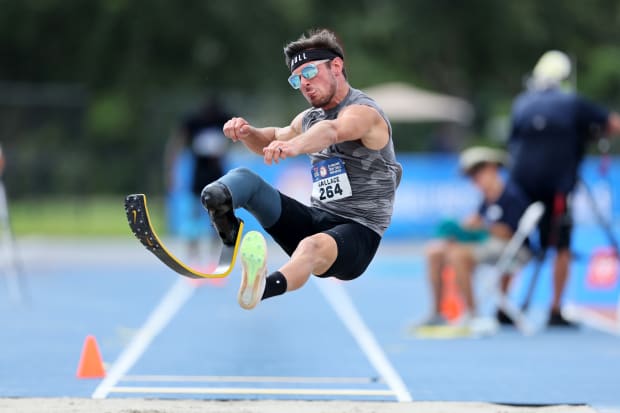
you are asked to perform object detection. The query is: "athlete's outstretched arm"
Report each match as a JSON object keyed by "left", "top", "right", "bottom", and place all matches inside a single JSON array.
[
  {"left": 222, "top": 113, "right": 304, "bottom": 155},
  {"left": 262, "top": 104, "right": 389, "bottom": 164}
]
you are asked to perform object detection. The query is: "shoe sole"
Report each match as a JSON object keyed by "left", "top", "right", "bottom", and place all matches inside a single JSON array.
[
  {"left": 238, "top": 231, "right": 267, "bottom": 310},
  {"left": 413, "top": 325, "right": 472, "bottom": 339}
]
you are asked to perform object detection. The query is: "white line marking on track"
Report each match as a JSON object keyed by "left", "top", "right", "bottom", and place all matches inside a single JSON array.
[
  {"left": 121, "top": 375, "right": 380, "bottom": 384},
  {"left": 314, "top": 279, "right": 413, "bottom": 402},
  {"left": 92, "top": 278, "right": 195, "bottom": 399},
  {"left": 563, "top": 303, "right": 620, "bottom": 336},
  {"left": 109, "top": 386, "right": 395, "bottom": 397}
]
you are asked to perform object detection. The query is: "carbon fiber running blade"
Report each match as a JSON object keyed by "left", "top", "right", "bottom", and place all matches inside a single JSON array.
[{"left": 124, "top": 193, "right": 243, "bottom": 279}]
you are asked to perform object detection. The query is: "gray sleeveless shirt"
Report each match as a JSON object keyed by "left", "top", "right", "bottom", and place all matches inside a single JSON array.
[{"left": 301, "top": 87, "right": 402, "bottom": 236}]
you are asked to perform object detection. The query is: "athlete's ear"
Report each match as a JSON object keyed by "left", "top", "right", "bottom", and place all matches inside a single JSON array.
[{"left": 331, "top": 57, "right": 344, "bottom": 76}]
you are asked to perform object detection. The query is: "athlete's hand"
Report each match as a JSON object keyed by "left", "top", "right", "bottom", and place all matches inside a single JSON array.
[
  {"left": 223, "top": 117, "right": 258, "bottom": 142},
  {"left": 263, "top": 140, "right": 298, "bottom": 165}
]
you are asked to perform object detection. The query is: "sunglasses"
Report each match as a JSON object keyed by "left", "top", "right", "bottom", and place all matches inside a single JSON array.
[{"left": 287, "top": 59, "right": 331, "bottom": 89}]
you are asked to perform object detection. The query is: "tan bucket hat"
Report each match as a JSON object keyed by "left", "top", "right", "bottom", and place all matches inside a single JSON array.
[{"left": 459, "top": 146, "right": 508, "bottom": 175}]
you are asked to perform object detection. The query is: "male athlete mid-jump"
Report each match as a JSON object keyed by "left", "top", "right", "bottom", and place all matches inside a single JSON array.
[{"left": 202, "top": 28, "right": 402, "bottom": 309}]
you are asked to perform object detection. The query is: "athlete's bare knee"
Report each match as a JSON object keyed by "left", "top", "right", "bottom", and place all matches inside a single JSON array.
[
  {"left": 296, "top": 235, "right": 324, "bottom": 257},
  {"left": 425, "top": 241, "right": 446, "bottom": 261},
  {"left": 295, "top": 233, "right": 337, "bottom": 270},
  {"left": 446, "top": 244, "right": 471, "bottom": 264}
]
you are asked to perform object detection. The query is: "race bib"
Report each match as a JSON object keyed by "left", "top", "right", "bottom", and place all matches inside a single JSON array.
[{"left": 311, "top": 158, "right": 352, "bottom": 202}]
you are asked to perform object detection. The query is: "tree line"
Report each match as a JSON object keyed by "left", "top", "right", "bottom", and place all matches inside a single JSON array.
[{"left": 1, "top": 0, "right": 619, "bottom": 196}]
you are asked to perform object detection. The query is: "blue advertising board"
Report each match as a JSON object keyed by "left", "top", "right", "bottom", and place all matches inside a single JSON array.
[{"left": 169, "top": 152, "right": 620, "bottom": 241}]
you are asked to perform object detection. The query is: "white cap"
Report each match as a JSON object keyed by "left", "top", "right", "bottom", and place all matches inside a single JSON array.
[
  {"left": 531, "top": 50, "right": 572, "bottom": 88},
  {"left": 459, "top": 146, "right": 508, "bottom": 175}
]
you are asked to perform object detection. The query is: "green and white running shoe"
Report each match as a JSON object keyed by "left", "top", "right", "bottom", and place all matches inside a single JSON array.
[{"left": 238, "top": 231, "right": 267, "bottom": 310}]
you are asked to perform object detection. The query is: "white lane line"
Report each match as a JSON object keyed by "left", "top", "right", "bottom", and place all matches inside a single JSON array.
[
  {"left": 563, "top": 303, "right": 620, "bottom": 336},
  {"left": 314, "top": 279, "right": 413, "bottom": 402},
  {"left": 92, "top": 278, "right": 195, "bottom": 399},
  {"left": 121, "top": 375, "right": 380, "bottom": 384},
  {"left": 109, "top": 386, "right": 395, "bottom": 397}
]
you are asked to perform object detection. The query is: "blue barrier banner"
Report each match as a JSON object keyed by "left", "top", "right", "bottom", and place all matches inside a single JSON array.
[{"left": 169, "top": 152, "right": 620, "bottom": 240}]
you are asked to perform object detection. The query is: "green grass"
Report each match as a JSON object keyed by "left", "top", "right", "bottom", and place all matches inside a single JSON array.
[{"left": 8, "top": 195, "right": 167, "bottom": 237}]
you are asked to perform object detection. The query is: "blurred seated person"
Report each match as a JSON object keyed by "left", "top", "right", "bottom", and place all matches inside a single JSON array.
[{"left": 417, "top": 147, "right": 533, "bottom": 330}]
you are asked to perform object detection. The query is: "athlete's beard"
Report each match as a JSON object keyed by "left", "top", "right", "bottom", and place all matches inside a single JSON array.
[{"left": 309, "top": 77, "right": 337, "bottom": 108}]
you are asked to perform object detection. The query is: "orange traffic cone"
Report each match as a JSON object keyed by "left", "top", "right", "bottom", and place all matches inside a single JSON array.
[
  {"left": 76, "top": 335, "right": 105, "bottom": 379},
  {"left": 440, "top": 266, "right": 465, "bottom": 322}
]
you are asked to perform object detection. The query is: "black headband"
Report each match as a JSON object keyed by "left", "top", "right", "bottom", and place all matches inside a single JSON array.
[{"left": 289, "top": 49, "right": 342, "bottom": 72}]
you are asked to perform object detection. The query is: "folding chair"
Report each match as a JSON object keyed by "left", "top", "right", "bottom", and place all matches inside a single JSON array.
[
  {"left": 415, "top": 202, "right": 545, "bottom": 339},
  {"left": 480, "top": 201, "right": 545, "bottom": 335}
]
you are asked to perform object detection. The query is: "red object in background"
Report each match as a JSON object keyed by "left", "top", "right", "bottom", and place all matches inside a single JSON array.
[
  {"left": 440, "top": 266, "right": 465, "bottom": 321},
  {"left": 76, "top": 335, "right": 105, "bottom": 379},
  {"left": 586, "top": 248, "right": 619, "bottom": 290}
]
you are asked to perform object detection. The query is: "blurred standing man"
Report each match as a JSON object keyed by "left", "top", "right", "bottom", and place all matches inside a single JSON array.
[
  {"left": 507, "top": 50, "right": 620, "bottom": 326},
  {"left": 165, "top": 97, "right": 231, "bottom": 259},
  {"left": 0, "top": 144, "right": 5, "bottom": 177},
  {"left": 201, "top": 28, "right": 402, "bottom": 310}
]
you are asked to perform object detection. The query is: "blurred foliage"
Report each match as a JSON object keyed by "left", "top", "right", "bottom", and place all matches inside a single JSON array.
[
  {"left": 9, "top": 196, "right": 166, "bottom": 236},
  {"left": 0, "top": 0, "right": 619, "bottom": 197}
]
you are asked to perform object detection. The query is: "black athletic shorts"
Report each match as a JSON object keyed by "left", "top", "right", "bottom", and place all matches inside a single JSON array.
[
  {"left": 265, "top": 193, "right": 381, "bottom": 280},
  {"left": 537, "top": 193, "right": 573, "bottom": 250}
]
